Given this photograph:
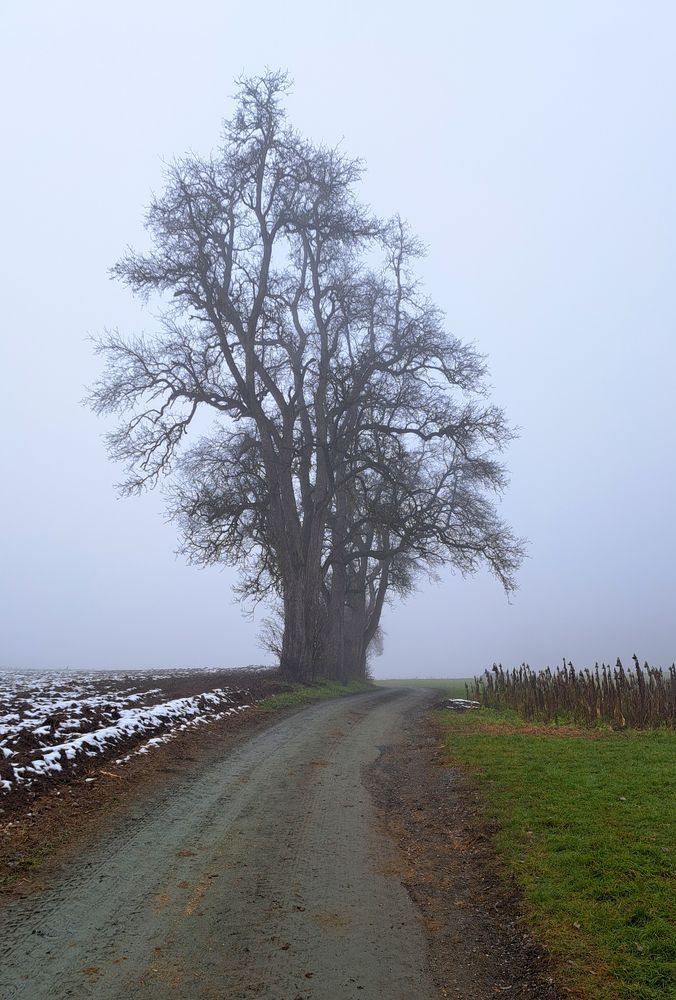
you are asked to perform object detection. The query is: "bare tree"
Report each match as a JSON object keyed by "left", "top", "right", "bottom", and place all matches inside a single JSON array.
[{"left": 90, "top": 71, "right": 524, "bottom": 682}]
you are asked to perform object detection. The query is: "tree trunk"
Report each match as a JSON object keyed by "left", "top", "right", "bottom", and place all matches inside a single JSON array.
[
  {"left": 279, "top": 578, "right": 318, "bottom": 683},
  {"left": 342, "top": 586, "right": 368, "bottom": 680},
  {"left": 277, "top": 506, "right": 328, "bottom": 683},
  {"left": 321, "top": 563, "right": 347, "bottom": 680},
  {"left": 322, "top": 480, "right": 351, "bottom": 680}
]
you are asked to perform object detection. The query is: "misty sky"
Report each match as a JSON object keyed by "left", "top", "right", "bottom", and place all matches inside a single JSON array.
[{"left": 2, "top": 2, "right": 675, "bottom": 678}]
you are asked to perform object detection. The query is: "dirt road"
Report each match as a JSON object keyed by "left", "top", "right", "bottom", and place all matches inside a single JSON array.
[{"left": 1, "top": 687, "right": 437, "bottom": 1000}]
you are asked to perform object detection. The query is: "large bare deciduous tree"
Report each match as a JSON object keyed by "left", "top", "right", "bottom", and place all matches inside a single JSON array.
[{"left": 90, "top": 71, "right": 524, "bottom": 682}]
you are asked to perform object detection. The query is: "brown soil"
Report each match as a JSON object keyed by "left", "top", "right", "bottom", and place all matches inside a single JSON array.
[{"left": 367, "top": 703, "right": 568, "bottom": 1000}]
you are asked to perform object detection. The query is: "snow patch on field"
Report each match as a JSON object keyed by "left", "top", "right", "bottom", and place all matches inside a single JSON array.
[{"left": 0, "top": 669, "right": 256, "bottom": 796}]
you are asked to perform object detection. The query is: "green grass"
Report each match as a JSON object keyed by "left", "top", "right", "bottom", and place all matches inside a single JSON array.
[
  {"left": 258, "top": 678, "right": 373, "bottom": 712},
  {"left": 375, "top": 677, "right": 471, "bottom": 698},
  {"left": 435, "top": 706, "right": 675, "bottom": 1000}
]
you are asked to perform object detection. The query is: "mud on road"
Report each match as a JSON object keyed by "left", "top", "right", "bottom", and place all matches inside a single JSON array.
[{"left": 1, "top": 688, "right": 439, "bottom": 1000}]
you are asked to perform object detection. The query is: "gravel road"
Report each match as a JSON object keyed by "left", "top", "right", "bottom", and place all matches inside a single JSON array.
[{"left": 1, "top": 687, "right": 437, "bottom": 1000}]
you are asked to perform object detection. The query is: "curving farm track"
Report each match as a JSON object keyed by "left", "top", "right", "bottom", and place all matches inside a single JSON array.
[{"left": 0, "top": 687, "right": 437, "bottom": 1000}]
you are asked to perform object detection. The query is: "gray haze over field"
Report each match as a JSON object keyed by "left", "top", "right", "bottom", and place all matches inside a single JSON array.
[{"left": 2, "top": 1, "right": 675, "bottom": 678}]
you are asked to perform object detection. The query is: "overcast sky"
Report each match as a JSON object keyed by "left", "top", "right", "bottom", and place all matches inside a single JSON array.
[{"left": 2, "top": 1, "right": 675, "bottom": 678}]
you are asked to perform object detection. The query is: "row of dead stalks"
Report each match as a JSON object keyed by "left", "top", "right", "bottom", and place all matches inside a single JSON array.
[{"left": 468, "top": 657, "right": 676, "bottom": 728}]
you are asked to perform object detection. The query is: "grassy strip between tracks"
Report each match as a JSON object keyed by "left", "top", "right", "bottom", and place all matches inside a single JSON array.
[
  {"left": 435, "top": 704, "right": 675, "bottom": 1000},
  {"left": 258, "top": 678, "right": 373, "bottom": 712}
]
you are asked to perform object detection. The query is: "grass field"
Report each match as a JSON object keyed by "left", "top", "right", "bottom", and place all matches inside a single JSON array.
[
  {"left": 258, "top": 678, "right": 372, "bottom": 711},
  {"left": 435, "top": 704, "right": 675, "bottom": 1000},
  {"left": 375, "top": 677, "right": 471, "bottom": 698}
]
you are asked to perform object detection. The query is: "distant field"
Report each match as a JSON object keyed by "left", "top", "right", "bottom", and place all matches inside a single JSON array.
[
  {"left": 435, "top": 707, "right": 675, "bottom": 1000},
  {"left": 376, "top": 677, "right": 471, "bottom": 698}
]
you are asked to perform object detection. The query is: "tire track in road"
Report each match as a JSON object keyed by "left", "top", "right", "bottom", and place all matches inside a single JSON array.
[{"left": 0, "top": 687, "right": 437, "bottom": 1000}]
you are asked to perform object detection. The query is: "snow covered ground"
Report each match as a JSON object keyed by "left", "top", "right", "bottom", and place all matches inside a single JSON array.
[{"left": 0, "top": 669, "right": 261, "bottom": 797}]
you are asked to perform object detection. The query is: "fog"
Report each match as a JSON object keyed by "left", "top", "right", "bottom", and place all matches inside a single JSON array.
[{"left": 2, "top": 1, "right": 675, "bottom": 678}]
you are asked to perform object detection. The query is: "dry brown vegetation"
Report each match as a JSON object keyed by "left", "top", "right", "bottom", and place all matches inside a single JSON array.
[{"left": 469, "top": 657, "right": 675, "bottom": 728}]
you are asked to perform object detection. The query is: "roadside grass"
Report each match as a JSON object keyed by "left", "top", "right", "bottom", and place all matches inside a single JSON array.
[
  {"left": 376, "top": 677, "right": 471, "bottom": 698},
  {"left": 435, "top": 704, "right": 675, "bottom": 1000},
  {"left": 258, "top": 678, "right": 373, "bottom": 712}
]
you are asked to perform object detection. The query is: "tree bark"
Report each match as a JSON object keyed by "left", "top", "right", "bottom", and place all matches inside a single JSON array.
[
  {"left": 342, "top": 592, "right": 367, "bottom": 680},
  {"left": 279, "top": 580, "right": 317, "bottom": 683}
]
